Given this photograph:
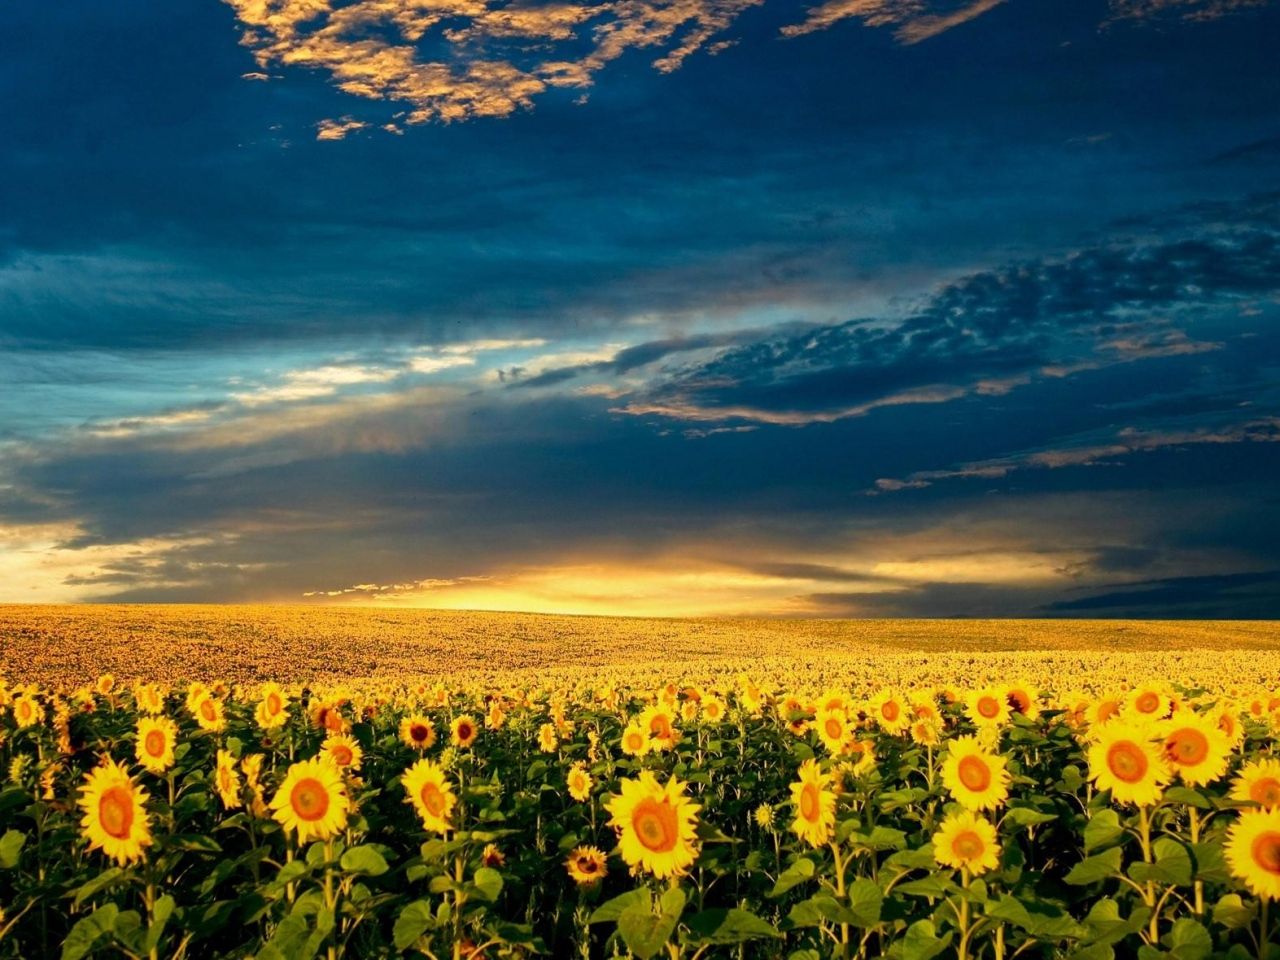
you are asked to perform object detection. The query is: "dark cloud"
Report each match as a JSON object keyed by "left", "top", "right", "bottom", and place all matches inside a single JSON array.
[{"left": 1043, "top": 570, "right": 1280, "bottom": 618}]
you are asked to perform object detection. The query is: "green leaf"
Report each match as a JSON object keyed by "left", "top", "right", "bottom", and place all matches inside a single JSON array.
[
  {"left": 685, "top": 908, "right": 782, "bottom": 944},
  {"left": 588, "top": 888, "right": 649, "bottom": 924},
  {"left": 473, "top": 866, "right": 503, "bottom": 903},
  {"left": 1128, "top": 839, "right": 1191, "bottom": 887},
  {"left": 1161, "top": 918, "right": 1212, "bottom": 960},
  {"left": 143, "top": 895, "right": 175, "bottom": 953},
  {"left": 339, "top": 845, "right": 389, "bottom": 877},
  {"left": 1189, "top": 842, "right": 1230, "bottom": 884},
  {"left": 659, "top": 886, "right": 686, "bottom": 920},
  {"left": 61, "top": 904, "right": 119, "bottom": 960},
  {"left": 73, "top": 868, "right": 126, "bottom": 908},
  {"left": 847, "top": 877, "right": 883, "bottom": 927},
  {"left": 1066, "top": 945, "right": 1115, "bottom": 960},
  {"left": 1084, "top": 810, "right": 1123, "bottom": 853},
  {"left": 900, "top": 919, "right": 953, "bottom": 960},
  {"left": 986, "top": 896, "right": 1087, "bottom": 940},
  {"left": 898, "top": 875, "right": 959, "bottom": 898},
  {"left": 857, "top": 826, "right": 907, "bottom": 850},
  {"left": 393, "top": 900, "right": 436, "bottom": 950},
  {"left": 1164, "top": 787, "right": 1211, "bottom": 810},
  {"left": 769, "top": 857, "right": 816, "bottom": 897},
  {"left": 1082, "top": 898, "right": 1151, "bottom": 947},
  {"left": 1066, "top": 847, "right": 1123, "bottom": 885},
  {"left": 1003, "top": 806, "right": 1057, "bottom": 830},
  {"left": 617, "top": 902, "right": 678, "bottom": 960},
  {"left": 883, "top": 844, "right": 937, "bottom": 871},
  {"left": 1212, "top": 893, "right": 1257, "bottom": 930},
  {"left": 0, "top": 829, "right": 25, "bottom": 869}
]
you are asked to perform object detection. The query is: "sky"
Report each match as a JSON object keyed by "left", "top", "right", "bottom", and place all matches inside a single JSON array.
[{"left": 1, "top": 0, "right": 1278, "bottom": 617}]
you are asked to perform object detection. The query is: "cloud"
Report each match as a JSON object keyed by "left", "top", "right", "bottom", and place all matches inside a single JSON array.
[
  {"left": 1043, "top": 569, "right": 1280, "bottom": 617},
  {"left": 315, "top": 116, "right": 367, "bottom": 141},
  {"left": 781, "top": 0, "right": 1006, "bottom": 44},
  {"left": 1106, "top": 0, "right": 1272, "bottom": 24}
]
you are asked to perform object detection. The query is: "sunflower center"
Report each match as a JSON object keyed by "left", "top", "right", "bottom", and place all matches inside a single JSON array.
[
  {"left": 144, "top": 730, "right": 166, "bottom": 757},
  {"left": 977, "top": 697, "right": 1000, "bottom": 718},
  {"left": 799, "top": 782, "right": 821, "bottom": 822},
  {"left": 457, "top": 723, "right": 472, "bottom": 741},
  {"left": 1164, "top": 729, "right": 1208, "bottom": 766},
  {"left": 1008, "top": 691, "right": 1031, "bottom": 714},
  {"left": 881, "top": 701, "right": 900, "bottom": 722},
  {"left": 577, "top": 855, "right": 598, "bottom": 873},
  {"left": 410, "top": 724, "right": 428, "bottom": 742},
  {"left": 1135, "top": 692, "right": 1160, "bottom": 714},
  {"left": 957, "top": 755, "right": 992, "bottom": 792},
  {"left": 1106, "top": 741, "right": 1148, "bottom": 783},
  {"left": 98, "top": 785, "right": 135, "bottom": 839},
  {"left": 952, "top": 830, "right": 984, "bottom": 860},
  {"left": 1097, "top": 701, "right": 1121, "bottom": 723},
  {"left": 1251, "top": 778, "right": 1280, "bottom": 807},
  {"left": 421, "top": 782, "right": 447, "bottom": 816},
  {"left": 267, "top": 693, "right": 282, "bottom": 714},
  {"left": 825, "top": 718, "right": 843, "bottom": 739},
  {"left": 290, "top": 777, "right": 330, "bottom": 821},
  {"left": 1251, "top": 832, "right": 1280, "bottom": 874},
  {"left": 331, "top": 745, "right": 353, "bottom": 766},
  {"left": 200, "top": 700, "right": 216, "bottom": 720},
  {"left": 650, "top": 715, "right": 672, "bottom": 739},
  {"left": 632, "top": 797, "right": 678, "bottom": 852}
]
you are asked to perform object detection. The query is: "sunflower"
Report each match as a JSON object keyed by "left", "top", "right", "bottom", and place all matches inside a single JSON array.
[
  {"left": 639, "top": 705, "right": 680, "bottom": 751},
  {"left": 620, "top": 720, "right": 651, "bottom": 757},
  {"left": 134, "top": 716, "right": 177, "bottom": 775},
  {"left": 966, "top": 688, "right": 1012, "bottom": 728},
  {"left": 482, "top": 843, "right": 506, "bottom": 868},
  {"left": 701, "top": 696, "right": 727, "bottom": 723},
  {"left": 1158, "top": 712, "right": 1231, "bottom": 787},
  {"left": 606, "top": 771, "right": 701, "bottom": 879},
  {"left": 1231, "top": 758, "right": 1280, "bottom": 808},
  {"left": 567, "top": 762, "right": 593, "bottom": 802},
  {"left": 869, "top": 691, "right": 910, "bottom": 735},
  {"left": 255, "top": 683, "right": 290, "bottom": 731},
  {"left": 399, "top": 716, "right": 436, "bottom": 752},
  {"left": 270, "top": 757, "right": 350, "bottom": 842},
  {"left": 1226, "top": 808, "right": 1280, "bottom": 900},
  {"left": 403, "top": 758, "right": 456, "bottom": 833},
  {"left": 790, "top": 759, "right": 837, "bottom": 848},
  {"left": 241, "top": 753, "right": 269, "bottom": 817},
  {"left": 12, "top": 695, "right": 41, "bottom": 729},
  {"left": 1126, "top": 684, "right": 1172, "bottom": 722},
  {"left": 815, "top": 708, "right": 853, "bottom": 754},
  {"left": 78, "top": 759, "right": 152, "bottom": 865},
  {"left": 484, "top": 701, "right": 506, "bottom": 731},
  {"left": 941, "top": 736, "right": 1010, "bottom": 811},
  {"left": 450, "top": 715, "right": 479, "bottom": 749},
  {"left": 1004, "top": 682, "right": 1039, "bottom": 719},
  {"left": 565, "top": 845, "right": 608, "bottom": 886},
  {"left": 754, "top": 803, "right": 775, "bottom": 830},
  {"left": 1087, "top": 693, "right": 1126, "bottom": 731},
  {"left": 1088, "top": 722, "right": 1171, "bottom": 806},
  {"left": 933, "top": 810, "right": 1001, "bottom": 875},
  {"left": 322, "top": 733, "right": 364, "bottom": 772},
  {"left": 192, "top": 695, "right": 227, "bottom": 734},
  {"left": 133, "top": 683, "right": 165, "bottom": 715},
  {"left": 214, "top": 749, "right": 242, "bottom": 809},
  {"left": 1215, "top": 704, "right": 1246, "bottom": 748},
  {"left": 538, "top": 722, "right": 559, "bottom": 753}
]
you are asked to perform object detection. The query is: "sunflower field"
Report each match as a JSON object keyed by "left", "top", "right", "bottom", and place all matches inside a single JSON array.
[{"left": 2, "top": 673, "right": 1280, "bottom": 960}]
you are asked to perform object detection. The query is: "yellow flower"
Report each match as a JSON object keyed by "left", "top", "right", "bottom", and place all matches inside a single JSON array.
[
  {"left": 941, "top": 736, "right": 1010, "bottom": 812},
  {"left": 12, "top": 695, "right": 41, "bottom": 729},
  {"left": 1158, "top": 712, "right": 1231, "bottom": 787},
  {"left": 910, "top": 718, "right": 942, "bottom": 747},
  {"left": 323, "top": 733, "right": 364, "bottom": 772},
  {"left": 1232, "top": 758, "right": 1280, "bottom": 808},
  {"left": 815, "top": 708, "right": 853, "bottom": 755},
  {"left": 214, "top": 749, "right": 242, "bottom": 810},
  {"left": 400, "top": 716, "right": 436, "bottom": 751},
  {"left": 606, "top": 771, "right": 701, "bottom": 879},
  {"left": 565, "top": 845, "right": 608, "bottom": 886},
  {"left": 966, "top": 688, "right": 1011, "bottom": 728},
  {"left": 1004, "top": 682, "right": 1040, "bottom": 720},
  {"left": 869, "top": 691, "right": 910, "bottom": 735},
  {"left": 450, "top": 714, "right": 478, "bottom": 749},
  {"left": 94, "top": 674, "right": 116, "bottom": 697},
  {"left": 485, "top": 701, "right": 506, "bottom": 731},
  {"left": 701, "top": 696, "right": 727, "bottom": 723},
  {"left": 1226, "top": 808, "right": 1280, "bottom": 900},
  {"left": 790, "top": 759, "right": 837, "bottom": 848},
  {"left": 933, "top": 810, "right": 1001, "bottom": 875},
  {"left": 1088, "top": 722, "right": 1171, "bottom": 806},
  {"left": 567, "top": 762, "right": 592, "bottom": 803},
  {"left": 754, "top": 803, "right": 775, "bottom": 830},
  {"left": 192, "top": 694, "right": 227, "bottom": 733},
  {"left": 538, "top": 722, "right": 559, "bottom": 753},
  {"left": 134, "top": 716, "right": 177, "bottom": 775},
  {"left": 639, "top": 705, "right": 680, "bottom": 751},
  {"left": 255, "top": 683, "right": 289, "bottom": 731},
  {"left": 133, "top": 683, "right": 165, "bottom": 715},
  {"left": 270, "top": 757, "right": 349, "bottom": 842},
  {"left": 78, "top": 759, "right": 152, "bottom": 865},
  {"left": 1125, "top": 684, "right": 1171, "bottom": 722},
  {"left": 620, "top": 721, "right": 650, "bottom": 757},
  {"left": 402, "top": 758, "right": 456, "bottom": 834}
]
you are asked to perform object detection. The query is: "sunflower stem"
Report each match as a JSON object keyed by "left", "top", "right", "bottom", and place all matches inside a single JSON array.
[
  {"left": 1189, "top": 806, "right": 1203, "bottom": 916},
  {"left": 958, "top": 868, "right": 971, "bottom": 960},
  {"left": 1138, "top": 805, "right": 1157, "bottom": 943}
]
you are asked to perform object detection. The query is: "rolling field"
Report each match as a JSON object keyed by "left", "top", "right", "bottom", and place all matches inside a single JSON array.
[{"left": 2, "top": 607, "right": 1280, "bottom": 959}]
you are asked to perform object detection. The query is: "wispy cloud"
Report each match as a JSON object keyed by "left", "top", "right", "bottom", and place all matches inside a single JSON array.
[{"left": 782, "top": 0, "right": 1006, "bottom": 43}]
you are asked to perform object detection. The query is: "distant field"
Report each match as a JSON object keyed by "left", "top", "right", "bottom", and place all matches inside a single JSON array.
[{"left": 1, "top": 604, "right": 1277, "bottom": 690}]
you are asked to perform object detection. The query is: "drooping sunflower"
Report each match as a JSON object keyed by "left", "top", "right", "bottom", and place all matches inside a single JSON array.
[
  {"left": 1158, "top": 712, "right": 1231, "bottom": 787},
  {"left": 941, "top": 736, "right": 1010, "bottom": 811},
  {"left": 564, "top": 845, "right": 608, "bottom": 886},
  {"left": 399, "top": 715, "right": 436, "bottom": 752},
  {"left": 868, "top": 690, "right": 911, "bottom": 735},
  {"left": 966, "top": 688, "right": 1012, "bottom": 728},
  {"left": 255, "top": 683, "right": 290, "bottom": 731},
  {"left": 214, "top": 749, "right": 243, "bottom": 810},
  {"left": 270, "top": 757, "right": 350, "bottom": 842},
  {"left": 815, "top": 708, "right": 853, "bottom": 755},
  {"left": 567, "top": 762, "right": 593, "bottom": 803},
  {"left": 403, "top": 758, "right": 456, "bottom": 833},
  {"left": 1232, "top": 758, "right": 1280, "bottom": 808},
  {"left": 134, "top": 716, "right": 177, "bottom": 775},
  {"left": 619, "top": 720, "right": 651, "bottom": 757},
  {"left": 933, "top": 810, "right": 1001, "bottom": 875},
  {"left": 78, "top": 759, "right": 152, "bottom": 865},
  {"left": 606, "top": 771, "right": 701, "bottom": 878},
  {"left": 790, "top": 759, "right": 837, "bottom": 848},
  {"left": 1226, "top": 808, "right": 1280, "bottom": 900},
  {"left": 450, "top": 714, "right": 479, "bottom": 749},
  {"left": 192, "top": 695, "right": 227, "bottom": 734},
  {"left": 1088, "top": 721, "right": 1171, "bottom": 806},
  {"left": 322, "top": 733, "right": 364, "bottom": 772}
]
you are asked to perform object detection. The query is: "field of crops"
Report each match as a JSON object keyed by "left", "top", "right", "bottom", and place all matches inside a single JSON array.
[{"left": 2, "top": 609, "right": 1280, "bottom": 959}]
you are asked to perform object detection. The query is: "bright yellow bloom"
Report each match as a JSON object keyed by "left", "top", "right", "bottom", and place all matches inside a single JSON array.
[
  {"left": 701, "top": 695, "right": 727, "bottom": 723},
  {"left": 322, "top": 733, "right": 364, "bottom": 772},
  {"left": 815, "top": 708, "right": 853, "bottom": 754},
  {"left": 1226, "top": 808, "right": 1280, "bottom": 900},
  {"left": 933, "top": 810, "right": 1001, "bottom": 875},
  {"left": 214, "top": 749, "right": 242, "bottom": 809},
  {"left": 966, "top": 688, "right": 1011, "bottom": 728},
  {"left": 133, "top": 683, "right": 165, "bottom": 715},
  {"left": 1232, "top": 758, "right": 1280, "bottom": 808},
  {"left": 538, "top": 722, "right": 558, "bottom": 753},
  {"left": 270, "top": 757, "right": 349, "bottom": 842},
  {"left": 790, "top": 759, "right": 837, "bottom": 848},
  {"left": 78, "top": 759, "right": 152, "bottom": 865},
  {"left": 869, "top": 690, "right": 910, "bottom": 735},
  {"left": 941, "top": 736, "right": 1010, "bottom": 812},
  {"left": 639, "top": 704, "right": 680, "bottom": 751},
  {"left": 12, "top": 695, "right": 41, "bottom": 729},
  {"left": 192, "top": 694, "right": 227, "bottom": 733},
  {"left": 400, "top": 716, "right": 436, "bottom": 751},
  {"left": 1004, "top": 682, "right": 1040, "bottom": 720},
  {"left": 1125, "top": 684, "right": 1172, "bottom": 722},
  {"left": 606, "top": 772, "right": 700, "bottom": 879},
  {"left": 255, "top": 683, "right": 289, "bottom": 730},
  {"left": 567, "top": 762, "right": 592, "bottom": 802},
  {"left": 565, "top": 845, "right": 608, "bottom": 886},
  {"left": 134, "top": 716, "right": 177, "bottom": 775},
  {"left": 619, "top": 720, "right": 651, "bottom": 757},
  {"left": 1158, "top": 712, "right": 1231, "bottom": 787},
  {"left": 450, "top": 714, "right": 478, "bottom": 749},
  {"left": 403, "top": 758, "right": 456, "bottom": 833},
  {"left": 1088, "top": 722, "right": 1171, "bottom": 806}
]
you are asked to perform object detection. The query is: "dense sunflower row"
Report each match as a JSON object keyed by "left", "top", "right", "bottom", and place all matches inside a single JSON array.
[{"left": 1, "top": 674, "right": 1280, "bottom": 959}]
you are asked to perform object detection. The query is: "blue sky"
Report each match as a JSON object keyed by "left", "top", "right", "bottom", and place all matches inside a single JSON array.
[{"left": 1, "top": 0, "right": 1278, "bottom": 615}]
